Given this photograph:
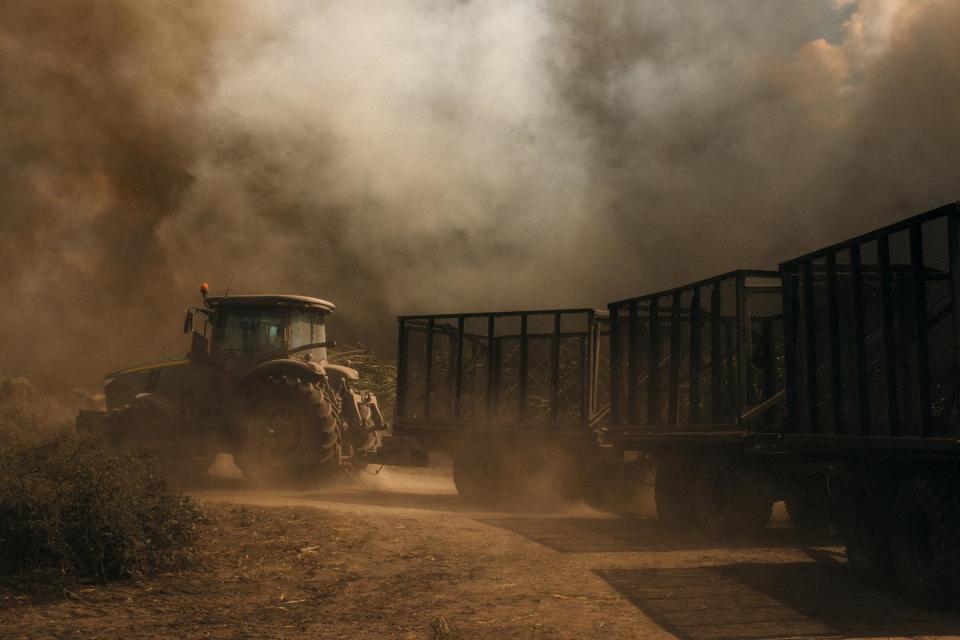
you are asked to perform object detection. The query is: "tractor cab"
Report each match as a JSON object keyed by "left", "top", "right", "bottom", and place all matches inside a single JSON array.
[{"left": 184, "top": 294, "right": 336, "bottom": 369}]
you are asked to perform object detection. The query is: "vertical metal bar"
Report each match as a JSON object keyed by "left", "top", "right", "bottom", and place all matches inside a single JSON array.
[
  {"left": 609, "top": 304, "right": 621, "bottom": 426},
  {"left": 668, "top": 292, "right": 682, "bottom": 424},
  {"left": 761, "top": 318, "right": 775, "bottom": 428},
  {"left": 782, "top": 270, "right": 799, "bottom": 432},
  {"left": 628, "top": 301, "right": 639, "bottom": 424},
  {"left": 710, "top": 285, "right": 723, "bottom": 423},
  {"left": 580, "top": 330, "right": 588, "bottom": 424},
  {"left": 689, "top": 288, "right": 702, "bottom": 424},
  {"left": 801, "top": 261, "right": 818, "bottom": 433},
  {"left": 648, "top": 297, "right": 662, "bottom": 424},
  {"left": 453, "top": 317, "right": 464, "bottom": 420},
  {"left": 910, "top": 223, "right": 932, "bottom": 435},
  {"left": 850, "top": 245, "right": 870, "bottom": 435},
  {"left": 736, "top": 275, "right": 749, "bottom": 421},
  {"left": 486, "top": 315, "right": 495, "bottom": 420},
  {"left": 878, "top": 235, "right": 900, "bottom": 435},
  {"left": 551, "top": 312, "right": 561, "bottom": 423},
  {"left": 396, "top": 318, "right": 408, "bottom": 418},
  {"left": 826, "top": 252, "right": 843, "bottom": 434},
  {"left": 518, "top": 314, "right": 529, "bottom": 421},
  {"left": 587, "top": 309, "right": 597, "bottom": 421},
  {"left": 424, "top": 317, "right": 434, "bottom": 418},
  {"left": 949, "top": 208, "right": 960, "bottom": 437}
]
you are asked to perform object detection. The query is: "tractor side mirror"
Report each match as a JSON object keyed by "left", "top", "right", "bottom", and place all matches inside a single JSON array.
[{"left": 183, "top": 309, "right": 194, "bottom": 334}]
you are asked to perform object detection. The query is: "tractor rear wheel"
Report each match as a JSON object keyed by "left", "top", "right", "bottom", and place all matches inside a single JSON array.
[{"left": 234, "top": 376, "right": 340, "bottom": 486}]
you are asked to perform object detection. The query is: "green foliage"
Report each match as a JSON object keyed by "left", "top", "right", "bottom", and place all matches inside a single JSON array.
[{"left": 0, "top": 433, "right": 201, "bottom": 582}]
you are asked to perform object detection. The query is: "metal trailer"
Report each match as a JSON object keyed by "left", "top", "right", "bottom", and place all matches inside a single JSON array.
[
  {"left": 604, "top": 270, "right": 792, "bottom": 534},
  {"left": 777, "top": 202, "right": 960, "bottom": 607},
  {"left": 390, "top": 308, "right": 613, "bottom": 502}
]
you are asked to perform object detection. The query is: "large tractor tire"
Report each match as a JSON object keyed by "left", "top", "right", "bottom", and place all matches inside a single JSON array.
[
  {"left": 234, "top": 375, "right": 340, "bottom": 487},
  {"left": 841, "top": 466, "right": 896, "bottom": 584},
  {"left": 890, "top": 472, "right": 960, "bottom": 609},
  {"left": 692, "top": 455, "right": 774, "bottom": 536},
  {"left": 654, "top": 455, "right": 697, "bottom": 528},
  {"left": 453, "top": 447, "right": 501, "bottom": 505}
]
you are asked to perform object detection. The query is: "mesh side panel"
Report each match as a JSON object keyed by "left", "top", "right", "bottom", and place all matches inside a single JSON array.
[
  {"left": 492, "top": 317, "right": 521, "bottom": 422},
  {"left": 402, "top": 324, "right": 428, "bottom": 419},
  {"left": 697, "top": 286, "right": 713, "bottom": 423},
  {"left": 717, "top": 279, "right": 739, "bottom": 423},
  {"left": 747, "top": 289, "right": 784, "bottom": 430},
  {"left": 650, "top": 296, "right": 669, "bottom": 425},
  {"left": 889, "top": 228, "right": 919, "bottom": 434},
  {"left": 595, "top": 318, "right": 611, "bottom": 422},
  {"left": 561, "top": 312, "right": 590, "bottom": 423},
  {"left": 923, "top": 217, "right": 956, "bottom": 434},
  {"left": 795, "top": 271, "right": 810, "bottom": 431},
  {"left": 428, "top": 319, "right": 457, "bottom": 420},
  {"left": 812, "top": 258, "right": 832, "bottom": 434},
  {"left": 834, "top": 249, "right": 859, "bottom": 435},
  {"left": 459, "top": 318, "right": 490, "bottom": 420},
  {"left": 630, "top": 305, "right": 650, "bottom": 424},
  {"left": 858, "top": 240, "right": 886, "bottom": 433},
  {"left": 524, "top": 314, "right": 554, "bottom": 423},
  {"left": 678, "top": 290, "right": 694, "bottom": 425}
]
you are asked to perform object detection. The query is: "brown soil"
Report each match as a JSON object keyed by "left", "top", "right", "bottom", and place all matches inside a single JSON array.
[{"left": 2, "top": 467, "right": 959, "bottom": 639}]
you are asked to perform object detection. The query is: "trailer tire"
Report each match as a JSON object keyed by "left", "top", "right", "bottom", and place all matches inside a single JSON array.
[
  {"left": 786, "top": 478, "right": 835, "bottom": 535},
  {"left": 693, "top": 456, "right": 773, "bottom": 536},
  {"left": 453, "top": 448, "right": 501, "bottom": 505},
  {"left": 233, "top": 376, "right": 340, "bottom": 487},
  {"left": 842, "top": 467, "right": 895, "bottom": 583},
  {"left": 890, "top": 472, "right": 960, "bottom": 609},
  {"left": 655, "top": 456, "right": 697, "bottom": 527}
]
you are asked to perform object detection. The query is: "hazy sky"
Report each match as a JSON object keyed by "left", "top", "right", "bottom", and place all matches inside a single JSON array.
[{"left": 1, "top": 0, "right": 958, "bottom": 389}]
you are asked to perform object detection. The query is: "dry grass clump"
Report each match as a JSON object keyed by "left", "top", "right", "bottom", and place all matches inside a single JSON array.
[{"left": 330, "top": 344, "right": 396, "bottom": 416}]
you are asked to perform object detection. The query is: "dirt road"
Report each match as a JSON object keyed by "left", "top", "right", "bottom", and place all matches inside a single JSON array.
[{"left": 3, "top": 464, "right": 960, "bottom": 639}]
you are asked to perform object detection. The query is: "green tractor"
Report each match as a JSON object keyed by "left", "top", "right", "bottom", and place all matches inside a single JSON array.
[{"left": 77, "top": 285, "right": 386, "bottom": 484}]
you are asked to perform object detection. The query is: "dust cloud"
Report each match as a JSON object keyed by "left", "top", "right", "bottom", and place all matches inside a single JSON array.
[{"left": 1, "top": 1, "right": 958, "bottom": 391}]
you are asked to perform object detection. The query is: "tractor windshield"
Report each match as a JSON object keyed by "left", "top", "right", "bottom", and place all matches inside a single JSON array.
[
  {"left": 289, "top": 310, "right": 327, "bottom": 361},
  {"left": 218, "top": 310, "right": 285, "bottom": 355}
]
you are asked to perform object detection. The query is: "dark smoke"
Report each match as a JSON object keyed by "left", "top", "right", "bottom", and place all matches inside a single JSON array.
[{"left": 1, "top": 1, "right": 959, "bottom": 392}]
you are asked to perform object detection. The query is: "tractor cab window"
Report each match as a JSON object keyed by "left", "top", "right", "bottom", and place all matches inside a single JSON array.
[
  {"left": 289, "top": 310, "right": 327, "bottom": 361},
  {"left": 217, "top": 310, "right": 285, "bottom": 355}
]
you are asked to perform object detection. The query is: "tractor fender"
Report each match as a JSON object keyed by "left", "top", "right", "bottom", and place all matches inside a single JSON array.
[
  {"left": 234, "top": 359, "right": 323, "bottom": 393},
  {"left": 321, "top": 363, "right": 359, "bottom": 382}
]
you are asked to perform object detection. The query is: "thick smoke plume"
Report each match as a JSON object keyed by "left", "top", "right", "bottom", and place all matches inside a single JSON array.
[{"left": 1, "top": 1, "right": 959, "bottom": 390}]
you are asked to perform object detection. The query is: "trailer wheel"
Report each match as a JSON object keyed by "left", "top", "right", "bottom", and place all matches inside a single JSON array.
[
  {"left": 654, "top": 456, "right": 697, "bottom": 527},
  {"left": 842, "top": 467, "right": 895, "bottom": 583},
  {"left": 234, "top": 376, "right": 340, "bottom": 486},
  {"left": 693, "top": 456, "right": 773, "bottom": 536},
  {"left": 453, "top": 448, "right": 500, "bottom": 504},
  {"left": 786, "top": 477, "right": 835, "bottom": 535},
  {"left": 890, "top": 472, "right": 960, "bottom": 609}
]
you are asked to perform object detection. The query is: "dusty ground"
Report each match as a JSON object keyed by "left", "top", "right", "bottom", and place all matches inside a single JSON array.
[{"left": 2, "top": 464, "right": 960, "bottom": 640}]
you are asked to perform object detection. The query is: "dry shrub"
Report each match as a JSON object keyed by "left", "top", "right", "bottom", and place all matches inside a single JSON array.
[
  {"left": 0, "top": 432, "right": 201, "bottom": 582},
  {"left": 0, "top": 376, "right": 72, "bottom": 444}
]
